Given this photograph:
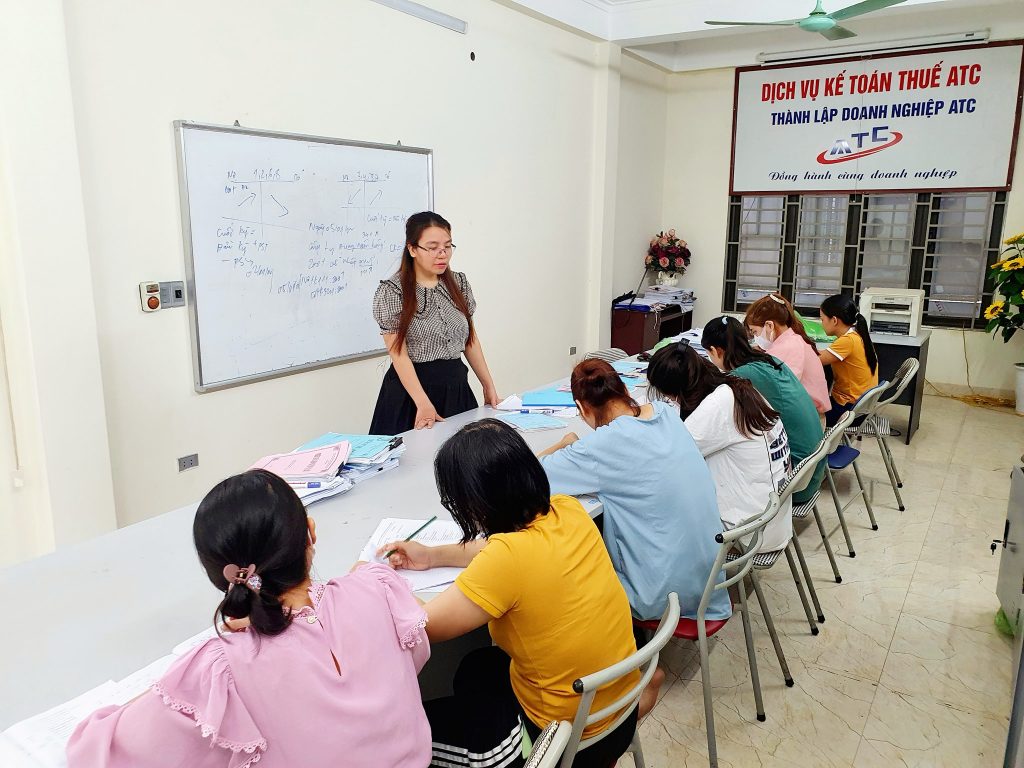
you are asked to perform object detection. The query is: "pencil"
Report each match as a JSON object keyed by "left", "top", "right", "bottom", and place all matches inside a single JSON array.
[{"left": 384, "top": 515, "right": 437, "bottom": 559}]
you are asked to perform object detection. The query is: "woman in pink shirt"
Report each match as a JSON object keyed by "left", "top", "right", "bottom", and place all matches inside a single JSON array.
[
  {"left": 67, "top": 469, "right": 432, "bottom": 768},
  {"left": 744, "top": 293, "right": 831, "bottom": 416}
]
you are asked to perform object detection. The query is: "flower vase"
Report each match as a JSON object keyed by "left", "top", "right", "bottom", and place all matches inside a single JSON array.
[{"left": 656, "top": 271, "right": 679, "bottom": 288}]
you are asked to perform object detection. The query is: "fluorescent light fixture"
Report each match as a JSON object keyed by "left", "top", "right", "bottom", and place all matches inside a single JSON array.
[
  {"left": 369, "top": 0, "right": 468, "bottom": 34},
  {"left": 758, "top": 29, "right": 989, "bottom": 65}
]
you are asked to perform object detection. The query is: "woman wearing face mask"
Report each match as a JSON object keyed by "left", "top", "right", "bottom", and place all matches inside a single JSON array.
[
  {"left": 744, "top": 292, "right": 830, "bottom": 417},
  {"left": 702, "top": 316, "right": 825, "bottom": 507}
]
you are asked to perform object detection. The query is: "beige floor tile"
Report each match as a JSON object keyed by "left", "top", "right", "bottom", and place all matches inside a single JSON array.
[
  {"left": 902, "top": 560, "right": 1001, "bottom": 633},
  {"left": 918, "top": 520, "right": 1001, "bottom": 575},
  {"left": 879, "top": 613, "right": 1013, "bottom": 718},
  {"left": 856, "top": 684, "right": 1009, "bottom": 767},
  {"left": 628, "top": 654, "right": 876, "bottom": 768},
  {"left": 942, "top": 464, "right": 1014, "bottom": 500},
  {"left": 930, "top": 489, "right": 1010, "bottom": 533}
]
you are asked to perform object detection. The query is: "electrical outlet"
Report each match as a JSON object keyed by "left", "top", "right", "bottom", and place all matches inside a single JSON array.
[
  {"left": 177, "top": 453, "right": 199, "bottom": 472},
  {"left": 569, "top": 346, "right": 577, "bottom": 355}
]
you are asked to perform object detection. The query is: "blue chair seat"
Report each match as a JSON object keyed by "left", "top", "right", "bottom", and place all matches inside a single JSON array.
[{"left": 828, "top": 444, "right": 860, "bottom": 470}]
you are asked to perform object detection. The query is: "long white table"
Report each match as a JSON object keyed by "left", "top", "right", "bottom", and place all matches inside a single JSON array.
[{"left": 0, "top": 403, "right": 599, "bottom": 730}]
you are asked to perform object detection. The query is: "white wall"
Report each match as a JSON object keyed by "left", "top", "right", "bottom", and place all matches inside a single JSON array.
[
  {"left": 56, "top": 0, "right": 615, "bottom": 527},
  {"left": 0, "top": 0, "right": 117, "bottom": 565},
  {"left": 658, "top": 64, "right": 1024, "bottom": 397},
  {"left": 612, "top": 54, "right": 668, "bottom": 300}
]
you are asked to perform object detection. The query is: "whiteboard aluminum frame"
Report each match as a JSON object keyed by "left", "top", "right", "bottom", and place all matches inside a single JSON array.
[{"left": 173, "top": 120, "right": 434, "bottom": 393}]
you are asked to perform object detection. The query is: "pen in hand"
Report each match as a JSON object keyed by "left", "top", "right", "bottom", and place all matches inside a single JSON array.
[{"left": 384, "top": 515, "right": 437, "bottom": 560}]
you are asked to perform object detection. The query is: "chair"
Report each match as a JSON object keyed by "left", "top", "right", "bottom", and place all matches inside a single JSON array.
[
  {"left": 636, "top": 497, "right": 794, "bottom": 767},
  {"left": 851, "top": 358, "right": 920, "bottom": 512},
  {"left": 524, "top": 721, "right": 572, "bottom": 768},
  {"left": 558, "top": 593, "right": 681, "bottom": 768},
  {"left": 582, "top": 347, "right": 628, "bottom": 363},
  {"left": 725, "top": 439, "right": 835, "bottom": 635},
  {"left": 789, "top": 410, "right": 858, "bottom": 585},
  {"left": 825, "top": 382, "right": 889, "bottom": 557}
]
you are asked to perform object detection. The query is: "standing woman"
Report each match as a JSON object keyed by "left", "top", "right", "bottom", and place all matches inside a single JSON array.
[
  {"left": 818, "top": 294, "right": 878, "bottom": 428},
  {"left": 744, "top": 292, "right": 831, "bottom": 416},
  {"left": 370, "top": 212, "right": 499, "bottom": 433},
  {"left": 701, "top": 316, "right": 824, "bottom": 506}
]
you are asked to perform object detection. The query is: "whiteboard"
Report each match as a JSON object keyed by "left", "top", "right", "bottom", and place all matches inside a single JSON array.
[{"left": 174, "top": 122, "right": 433, "bottom": 391}]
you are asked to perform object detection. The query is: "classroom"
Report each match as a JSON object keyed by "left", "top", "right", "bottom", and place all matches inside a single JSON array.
[{"left": 2, "top": 0, "right": 1024, "bottom": 765}]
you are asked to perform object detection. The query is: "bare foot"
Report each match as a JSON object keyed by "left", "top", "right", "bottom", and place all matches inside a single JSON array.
[{"left": 638, "top": 666, "right": 666, "bottom": 718}]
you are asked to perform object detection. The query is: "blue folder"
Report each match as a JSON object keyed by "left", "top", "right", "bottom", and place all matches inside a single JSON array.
[{"left": 521, "top": 388, "right": 576, "bottom": 408}]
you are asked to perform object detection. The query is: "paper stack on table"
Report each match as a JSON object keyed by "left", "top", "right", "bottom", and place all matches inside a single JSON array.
[
  {"left": 250, "top": 443, "right": 354, "bottom": 505},
  {"left": 359, "top": 518, "right": 467, "bottom": 592},
  {"left": 295, "top": 433, "right": 406, "bottom": 494},
  {"left": 613, "top": 287, "right": 696, "bottom": 313}
]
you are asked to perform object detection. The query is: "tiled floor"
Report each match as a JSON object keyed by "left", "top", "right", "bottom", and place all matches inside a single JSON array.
[{"left": 624, "top": 395, "right": 1021, "bottom": 767}]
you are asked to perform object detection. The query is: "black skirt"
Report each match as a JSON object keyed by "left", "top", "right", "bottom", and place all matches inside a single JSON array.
[{"left": 368, "top": 358, "right": 478, "bottom": 435}]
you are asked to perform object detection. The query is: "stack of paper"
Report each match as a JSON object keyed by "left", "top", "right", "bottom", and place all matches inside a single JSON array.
[
  {"left": 251, "top": 442, "right": 354, "bottom": 506},
  {"left": 614, "top": 287, "right": 696, "bottom": 314},
  {"left": 360, "top": 518, "right": 467, "bottom": 592},
  {"left": 251, "top": 443, "right": 351, "bottom": 484},
  {"left": 296, "top": 433, "right": 406, "bottom": 491},
  {"left": 652, "top": 328, "right": 708, "bottom": 359}
]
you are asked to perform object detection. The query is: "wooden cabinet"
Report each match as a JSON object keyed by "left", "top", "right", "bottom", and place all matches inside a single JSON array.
[{"left": 610, "top": 306, "right": 693, "bottom": 356}]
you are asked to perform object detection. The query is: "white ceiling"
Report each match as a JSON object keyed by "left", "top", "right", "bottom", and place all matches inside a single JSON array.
[{"left": 501, "top": 0, "right": 1024, "bottom": 71}]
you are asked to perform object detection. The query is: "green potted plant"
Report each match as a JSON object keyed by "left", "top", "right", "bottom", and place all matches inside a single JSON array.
[{"left": 984, "top": 231, "right": 1024, "bottom": 414}]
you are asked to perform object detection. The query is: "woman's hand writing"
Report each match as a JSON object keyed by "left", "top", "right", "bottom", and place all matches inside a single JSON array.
[{"left": 377, "top": 540, "right": 434, "bottom": 571}]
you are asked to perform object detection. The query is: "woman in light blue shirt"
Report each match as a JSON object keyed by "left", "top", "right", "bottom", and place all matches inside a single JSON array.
[{"left": 538, "top": 358, "right": 731, "bottom": 622}]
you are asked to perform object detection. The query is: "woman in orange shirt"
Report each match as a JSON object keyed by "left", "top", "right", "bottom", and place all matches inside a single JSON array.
[{"left": 818, "top": 294, "right": 879, "bottom": 428}]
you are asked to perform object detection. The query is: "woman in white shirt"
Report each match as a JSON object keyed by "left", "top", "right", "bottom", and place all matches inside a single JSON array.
[{"left": 646, "top": 341, "right": 793, "bottom": 552}]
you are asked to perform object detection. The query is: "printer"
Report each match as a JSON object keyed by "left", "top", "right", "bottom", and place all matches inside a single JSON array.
[{"left": 859, "top": 287, "right": 925, "bottom": 337}]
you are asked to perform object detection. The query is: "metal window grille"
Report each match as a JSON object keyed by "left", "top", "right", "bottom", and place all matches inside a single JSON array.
[{"left": 724, "top": 191, "right": 1007, "bottom": 328}]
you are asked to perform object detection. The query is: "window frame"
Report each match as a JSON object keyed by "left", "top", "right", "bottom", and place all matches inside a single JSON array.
[{"left": 723, "top": 191, "right": 1008, "bottom": 329}]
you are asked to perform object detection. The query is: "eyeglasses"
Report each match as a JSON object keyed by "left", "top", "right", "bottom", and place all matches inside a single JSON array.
[{"left": 413, "top": 243, "right": 456, "bottom": 256}]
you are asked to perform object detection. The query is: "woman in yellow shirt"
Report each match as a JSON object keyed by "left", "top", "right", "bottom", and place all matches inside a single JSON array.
[
  {"left": 381, "top": 419, "right": 648, "bottom": 768},
  {"left": 818, "top": 294, "right": 879, "bottom": 428}
]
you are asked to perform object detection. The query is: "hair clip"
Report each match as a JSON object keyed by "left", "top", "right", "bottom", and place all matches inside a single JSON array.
[
  {"left": 769, "top": 294, "right": 786, "bottom": 304},
  {"left": 721, "top": 316, "right": 729, "bottom": 325},
  {"left": 223, "top": 563, "right": 261, "bottom": 594},
  {"left": 677, "top": 338, "right": 691, "bottom": 350}
]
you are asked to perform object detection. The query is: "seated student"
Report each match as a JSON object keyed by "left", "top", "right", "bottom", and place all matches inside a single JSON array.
[
  {"left": 646, "top": 342, "right": 793, "bottom": 552},
  {"left": 535, "top": 358, "right": 731, "bottom": 625},
  {"left": 702, "top": 316, "right": 825, "bottom": 505},
  {"left": 381, "top": 419, "right": 647, "bottom": 768},
  {"left": 743, "top": 292, "right": 831, "bottom": 416},
  {"left": 818, "top": 294, "right": 879, "bottom": 428},
  {"left": 67, "top": 470, "right": 431, "bottom": 768}
]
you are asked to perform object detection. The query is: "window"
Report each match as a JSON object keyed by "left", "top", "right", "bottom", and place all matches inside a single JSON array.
[{"left": 723, "top": 191, "right": 1008, "bottom": 329}]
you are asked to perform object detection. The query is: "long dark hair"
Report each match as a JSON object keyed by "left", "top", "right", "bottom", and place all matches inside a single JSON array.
[
  {"left": 392, "top": 211, "right": 475, "bottom": 354},
  {"left": 193, "top": 469, "right": 309, "bottom": 637},
  {"left": 820, "top": 294, "right": 877, "bottom": 373},
  {"left": 570, "top": 358, "right": 639, "bottom": 424},
  {"left": 434, "top": 419, "right": 551, "bottom": 543},
  {"left": 647, "top": 343, "right": 780, "bottom": 438},
  {"left": 701, "top": 315, "right": 783, "bottom": 373},
  {"left": 744, "top": 292, "right": 817, "bottom": 350}
]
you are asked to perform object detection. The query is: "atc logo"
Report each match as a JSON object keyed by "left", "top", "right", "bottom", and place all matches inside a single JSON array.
[{"left": 817, "top": 126, "right": 903, "bottom": 165}]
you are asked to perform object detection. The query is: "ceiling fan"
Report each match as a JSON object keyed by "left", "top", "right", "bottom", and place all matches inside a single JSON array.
[{"left": 706, "top": 0, "right": 909, "bottom": 41}]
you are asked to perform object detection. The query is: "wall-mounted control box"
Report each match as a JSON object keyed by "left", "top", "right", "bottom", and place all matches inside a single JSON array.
[{"left": 139, "top": 281, "right": 186, "bottom": 312}]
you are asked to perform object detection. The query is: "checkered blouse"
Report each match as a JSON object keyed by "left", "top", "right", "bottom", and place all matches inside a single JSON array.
[{"left": 372, "top": 271, "right": 477, "bottom": 363}]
